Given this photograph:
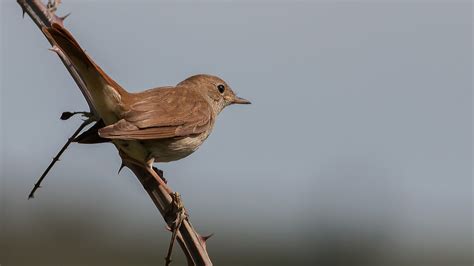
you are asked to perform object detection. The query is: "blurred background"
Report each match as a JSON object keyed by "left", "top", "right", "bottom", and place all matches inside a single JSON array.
[{"left": 0, "top": 0, "right": 472, "bottom": 265}]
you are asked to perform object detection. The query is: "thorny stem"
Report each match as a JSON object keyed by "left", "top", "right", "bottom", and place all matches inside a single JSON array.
[{"left": 28, "top": 117, "right": 93, "bottom": 199}]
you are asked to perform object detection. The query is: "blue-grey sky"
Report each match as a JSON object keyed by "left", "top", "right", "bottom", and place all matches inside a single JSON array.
[{"left": 1, "top": 1, "right": 472, "bottom": 265}]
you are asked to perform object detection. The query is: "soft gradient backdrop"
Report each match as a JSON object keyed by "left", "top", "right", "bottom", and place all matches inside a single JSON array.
[{"left": 1, "top": 0, "right": 472, "bottom": 265}]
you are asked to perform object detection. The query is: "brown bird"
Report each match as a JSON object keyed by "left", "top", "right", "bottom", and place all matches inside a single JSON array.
[{"left": 41, "top": 23, "right": 250, "bottom": 190}]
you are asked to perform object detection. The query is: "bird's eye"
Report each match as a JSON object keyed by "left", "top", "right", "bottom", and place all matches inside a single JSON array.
[{"left": 217, "top": 84, "right": 225, "bottom": 94}]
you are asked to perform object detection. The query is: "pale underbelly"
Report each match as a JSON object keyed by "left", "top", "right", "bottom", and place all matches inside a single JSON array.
[
  {"left": 115, "top": 131, "right": 210, "bottom": 164},
  {"left": 145, "top": 135, "right": 206, "bottom": 162}
]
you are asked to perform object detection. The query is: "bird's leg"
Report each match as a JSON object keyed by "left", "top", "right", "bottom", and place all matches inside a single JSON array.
[
  {"left": 164, "top": 192, "right": 187, "bottom": 266},
  {"left": 146, "top": 157, "right": 172, "bottom": 194},
  {"left": 118, "top": 150, "right": 169, "bottom": 188},
  {"left": 118, "top": 158, "right": 167, "bottom": 184}
]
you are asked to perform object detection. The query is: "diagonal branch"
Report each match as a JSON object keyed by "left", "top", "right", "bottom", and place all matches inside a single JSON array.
[{"left": 17, "top": 0, "right": 213, "bottom": 265}]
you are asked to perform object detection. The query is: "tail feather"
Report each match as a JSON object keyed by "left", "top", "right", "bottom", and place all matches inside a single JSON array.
[{"left": 42, "top": 23, "right": 128, "bottom": 123}]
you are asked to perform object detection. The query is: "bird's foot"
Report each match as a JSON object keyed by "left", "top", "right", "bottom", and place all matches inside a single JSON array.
[
  {"left": 164, "top": 192, "right": 187, "bottom": 266},
  {"left": 165, "top": 192, "right": 187, "bottom": 222},
  {"left": 46, "top": 0, "right": 61, "bottom": 13}
]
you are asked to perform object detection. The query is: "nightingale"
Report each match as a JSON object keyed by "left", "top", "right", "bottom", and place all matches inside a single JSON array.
[{"left": 42, "top": 23, "right": 250, "bottom": 189}]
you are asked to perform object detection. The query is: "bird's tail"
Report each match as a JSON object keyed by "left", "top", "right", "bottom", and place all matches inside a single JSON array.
[{"left": 42, "top": 23, "right": 128, "bottom": 124}]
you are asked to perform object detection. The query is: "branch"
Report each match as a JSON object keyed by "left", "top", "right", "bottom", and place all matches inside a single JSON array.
[
  {"left": 17, "top": 1, "right": 213, "bottom": 265},
  {"left": 28, "top": 115, "right": 93, "bottom": 199}
]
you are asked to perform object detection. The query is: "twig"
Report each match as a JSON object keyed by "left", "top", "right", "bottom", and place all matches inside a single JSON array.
[
  {"left": 28, "top": 116, "right": 93, "bottom": 199},
  {"left": 17, "top": 0, "right": 213, "bottom": 265}
]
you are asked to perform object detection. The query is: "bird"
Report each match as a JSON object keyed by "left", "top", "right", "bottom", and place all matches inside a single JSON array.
[{"left": 41, "top": 23, "right": 250, "bottom": 190}]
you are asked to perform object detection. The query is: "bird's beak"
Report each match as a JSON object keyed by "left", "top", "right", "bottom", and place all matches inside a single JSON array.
[{"left": 232, "top": 96, "right": 251, "bottom": 105}]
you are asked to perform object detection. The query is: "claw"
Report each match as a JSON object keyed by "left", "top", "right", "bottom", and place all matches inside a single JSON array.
[{"left": 46, "top": 0, "right": 62, "bottom": 13}]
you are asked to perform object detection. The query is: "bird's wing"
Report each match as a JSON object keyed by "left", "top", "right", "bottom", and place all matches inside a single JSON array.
[{"left": 98, "top": 88, "right": 213, "bottom": 140}]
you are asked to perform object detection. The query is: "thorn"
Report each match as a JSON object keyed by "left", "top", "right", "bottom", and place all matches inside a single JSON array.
[
  {"left": 198, "top": 233, "right": 214, "bottom": 249},
  {"left": 200, "top": 233, "right": 214, "bottom": 242},
  {"left": 118, "top": 163, "right": 126, "bottom": 174},
  {"left": 48, "top": 46, "right": 60, "bottom": 53},
  {"left": 59, "top": 13, "right": 70, "bottom": 22}
]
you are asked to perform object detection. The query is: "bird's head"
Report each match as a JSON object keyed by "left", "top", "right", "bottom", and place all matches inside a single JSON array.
[{"left": 178, "top": 74, "right": 251, "bottom": 114}]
